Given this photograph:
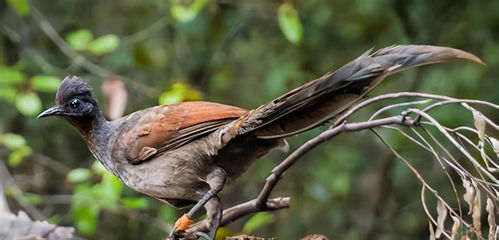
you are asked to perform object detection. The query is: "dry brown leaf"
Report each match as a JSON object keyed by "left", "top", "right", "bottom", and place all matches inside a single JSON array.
[
  {"left": 450, "top": 215, "right": 460, "bottom": 240},
  {"left": 429, "top": 222, "right": 436, "bottom": 240},
  {"left": 435, "top": 200, "right": 448, "bottom": 238},
  {"left": 101, "top": 76, "right": 128, "bottom": 120},
  {"left": 472, "top": 189, "right": 481, "bottom": 234},
  {"left": 299, "top": 234, "right": 329, "bottom": 240},
  {"left": 480, "top": 145, "right": 492, "bottom": 170},
  {"left": 472, "top": 109, "right": 486, "bottom": 142},
  {"left": 226, "top": 235, "right": 266, "bottom": 240},
  {"left": 486, "top": 198, "right": 496, "bottom": 240},
  {"left": 462, "top": 178, "right": 476, "bottom": 215},
  {"left": 490, "top": 137, "right": 499, "bottom": 158}
]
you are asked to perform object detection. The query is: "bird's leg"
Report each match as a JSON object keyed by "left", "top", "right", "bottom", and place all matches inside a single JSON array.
[
  {"left": 199, "top": 195, "right": 222, "bottom": 239},
  {"left": 170, "top": 168, "right": 226, "bottom": 239}
]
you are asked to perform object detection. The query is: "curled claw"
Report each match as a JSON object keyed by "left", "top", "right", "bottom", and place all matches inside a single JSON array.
[{"left": 195, "top": 232, "right": 212, "bottom": 240}]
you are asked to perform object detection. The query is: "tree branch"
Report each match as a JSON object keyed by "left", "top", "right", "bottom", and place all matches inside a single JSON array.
[
  {"left": 256, "top": 116, "right": 418, "bottom": 208},
  {"left": 187, "top": 92, "right": 498, "bottom": 238}
]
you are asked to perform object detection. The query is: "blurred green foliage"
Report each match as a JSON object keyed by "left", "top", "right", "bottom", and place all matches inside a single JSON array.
[{"left": 0, "top": 0, "right": 497, "bottom": 239}]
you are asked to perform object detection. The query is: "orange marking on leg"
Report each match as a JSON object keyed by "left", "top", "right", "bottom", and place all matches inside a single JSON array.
[{"left": 174, "top": 214, "right": 191, "bottom": 231}]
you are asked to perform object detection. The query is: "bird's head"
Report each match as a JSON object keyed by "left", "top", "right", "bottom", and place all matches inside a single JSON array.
[{"left": 38, "top": 76, "right": 101, "bottom": 133}]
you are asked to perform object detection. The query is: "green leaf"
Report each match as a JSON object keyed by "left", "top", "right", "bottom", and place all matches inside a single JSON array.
[
  {"left": 184, "top": 89, "right": 203, "bottom": 101},
  {"left": 0, "top": 133, "right": 26, "bottom": 149},
  {"left": 15, "top": 92, "right": 42, "bottom": 116},
  {"left": 277, "top": 2, "right": 303, "bottom": 44},
  {"left": 158, "top": 82, "right": 187, "bottom": 105},
  {"left": 23, "top": 192, "right": 42, "bottom": 205},
  {"left": 72, "top": 197, "right": 100, "bottom": 235},
  {"left": 48, "top": 215, "right": 61, "bottom": 224},
  {"left": 66, "top": 29, "right": 94, "bottom": 51},
  {"left": 6, "top": 0, "right": 30, "bottom": 16},
  {"left": 31, "top": 75, "right": 61, "bottom": 92},
  {"left": 215, "top": 227, "right": 234, "bottom": 240},
  {"left": 121, "top": 197, "right": 150, "bottom": 209},
  {"left": 158, "top": 205, "right": 176, "bottom": 222},
  {"left": 92, "top": 173, "right": 122, "bottom": 210},
  {"left": 0, "top": 67, "right": 26, "bottom": 85},
  {"left": 91, "top": 160, "right": 107, "bottom": 175},
  {"left": 8, "top": 145, "right": 31, "bottom": 167},
  {"left": 242, "top": 212, "right": 275, "bottom": 233},
  {"left": 67, "top": 168, "right": 92, "bottom": 183},
  {"left": 88, "top": 35, "right": 120, "bottom": 55},
  {"left": 0, "top": 86, "right": 17, "bottom": 102},
  {"left": 170, "top": 0, "right": 208, "bottom": 23}
]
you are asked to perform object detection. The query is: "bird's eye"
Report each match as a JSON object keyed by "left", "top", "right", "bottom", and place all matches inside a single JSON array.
[{"left": 69, "top": 99, "right": 81, "bottom": 108}]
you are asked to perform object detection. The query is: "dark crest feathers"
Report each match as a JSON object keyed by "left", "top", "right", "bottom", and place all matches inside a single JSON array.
[{"left": 56, "top": 75, "right": 93, "bottom": 105}]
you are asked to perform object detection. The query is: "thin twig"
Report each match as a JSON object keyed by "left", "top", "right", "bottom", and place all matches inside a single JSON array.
[
  {"left": 189, "top": 197, "right": 290, "bottom": 233},
  {"left": 333, "top": 92, "right": 499, "bottom": 127},
  {"left": 256, "top": 116, "right": 418, "bottom": 208}
]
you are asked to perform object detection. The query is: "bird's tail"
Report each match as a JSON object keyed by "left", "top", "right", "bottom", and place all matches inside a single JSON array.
[{"left": 238, "top": 45, "right": 483, "bottom": 138}]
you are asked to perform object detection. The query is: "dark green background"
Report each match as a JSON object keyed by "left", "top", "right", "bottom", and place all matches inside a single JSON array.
[{"left": 1, "top": 0, "right": 497, "bottom": 239}]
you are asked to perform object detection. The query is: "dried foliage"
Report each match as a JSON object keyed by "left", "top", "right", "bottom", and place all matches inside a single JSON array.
[
  {"left": 190, "top": 91, "right": 498, "bottom": 239},
  {"left": 345, "top": 92, "right": 499, "bottom": 240}
]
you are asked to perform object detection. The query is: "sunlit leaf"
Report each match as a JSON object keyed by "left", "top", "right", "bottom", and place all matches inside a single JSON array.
[
  {"left": 242, "top": 212, "right": 275, "bottom": 233},
  {"left": 31, "top": 75, "right": 61, "bottom": 92},
  {"left": 91, "top": 160, "right": 107, "bottom": 175},
  {"left": 0, "top": 67, "right": 26, "bottom": 85},
  {"left": 88, "top": 34, "right": 120, "bottom": 55},
  {"left": 72, "top": 184, "right": 100, "bottom": 235},
  {"left": 490, "top": 137, "right": 499, "bottom": 158},
  {"left": 435, "top": 200, "right": 448, "bottom": 238},
  {"left": 121, "top": 197, "right": 150, "bottom": 209},
  {"left": 92, "top": 173, "right": 122, "bottom": 210},
  {"left": 23, "top": 192, "right": 42, "bottom": 205},
  {"left": 15, "top": 92, "right": 42, "bottom": 116},
  {"left": 0, "top": 133, "right": 26, "bottom": 149},
  {"left": 486, "top": 197, "right": 496, "bottom": 240},
  {"left": 72, "top": 202, "right": 99, "bottom": 235},
  {"left": 48, "top": 214, "right": 61, "bottom": 224},
  {"left": 6, "top": 0, "right": 30, "bottom": 16},
  {"left": 158, "top": 82, "right": 203, "bottom": 105},
  {"left": 462, "top": 178, "right": 475, "bottom": 214},
  {"left": 66, "top": 29, "right": 94, "bottom": 51},
  {"left": 158, "top": 205, "right": 176, "bottom": 222},
  {"left": 215, "top": 227, "right": 233, "bottom": 240},
  {"left": 277, "top": 2, "right": 303, "bottom": 44},
  {"left": 184, "top": 89, "right": 203, "bottom": 101},
  {"left": 0, "top": 86, "right": 17, "bottom": 102},
  {"left": 170, "top": 0, "right": 208, "bottom": 23},
  {"left": 8, "top": 145, "right": 31, "bottom": 167},
  {"left": 450, "top": 216, "right": 460, "bottom": 240},
  {"left": 67, "top": 168, "right": 92, "bottom": 183},
  {"left": 159, "top": 82, "right": 187, "bottom": 104},
  {"left": 472, "top": 188, "right": 481, "bottom": 232},
  {"left": 472, "top": 109, "right": 486, "bottom": 142},
  {"left": 429, "top": 222, "right": 436, "bottom": 240}
]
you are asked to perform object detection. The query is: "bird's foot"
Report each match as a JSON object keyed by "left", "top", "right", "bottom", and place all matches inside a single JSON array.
[
  {"left": 168, "top": 214, "right": 216, "bottom": 240},
  {"left": 174, "top": 214, "right": 192, "bottom": 232},
  {"left": 168, "top": 214, "right": 193, "bottom": 240},
  {"left": 166, "top": 230, "right": 210, "bottom": 240},
  {"left": 194, "top": 232, "right": 212, "bottom": 240}
]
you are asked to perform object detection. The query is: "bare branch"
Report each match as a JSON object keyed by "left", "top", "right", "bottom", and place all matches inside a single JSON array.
[
  {"left": 256, "top": 116, "right": 419, "bottom": 207},
  {"left": 189, "top": 197, "right": 290, "bottom": 233}
]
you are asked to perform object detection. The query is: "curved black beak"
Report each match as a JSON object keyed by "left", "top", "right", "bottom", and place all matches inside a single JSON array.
[{"left": 37, "top": 106, "right": 64, "bottom": 118}]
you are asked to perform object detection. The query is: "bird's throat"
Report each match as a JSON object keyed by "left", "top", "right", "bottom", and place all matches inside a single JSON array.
[{"left": 65, "top": 112, "right": 113, "bottom": 157}]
